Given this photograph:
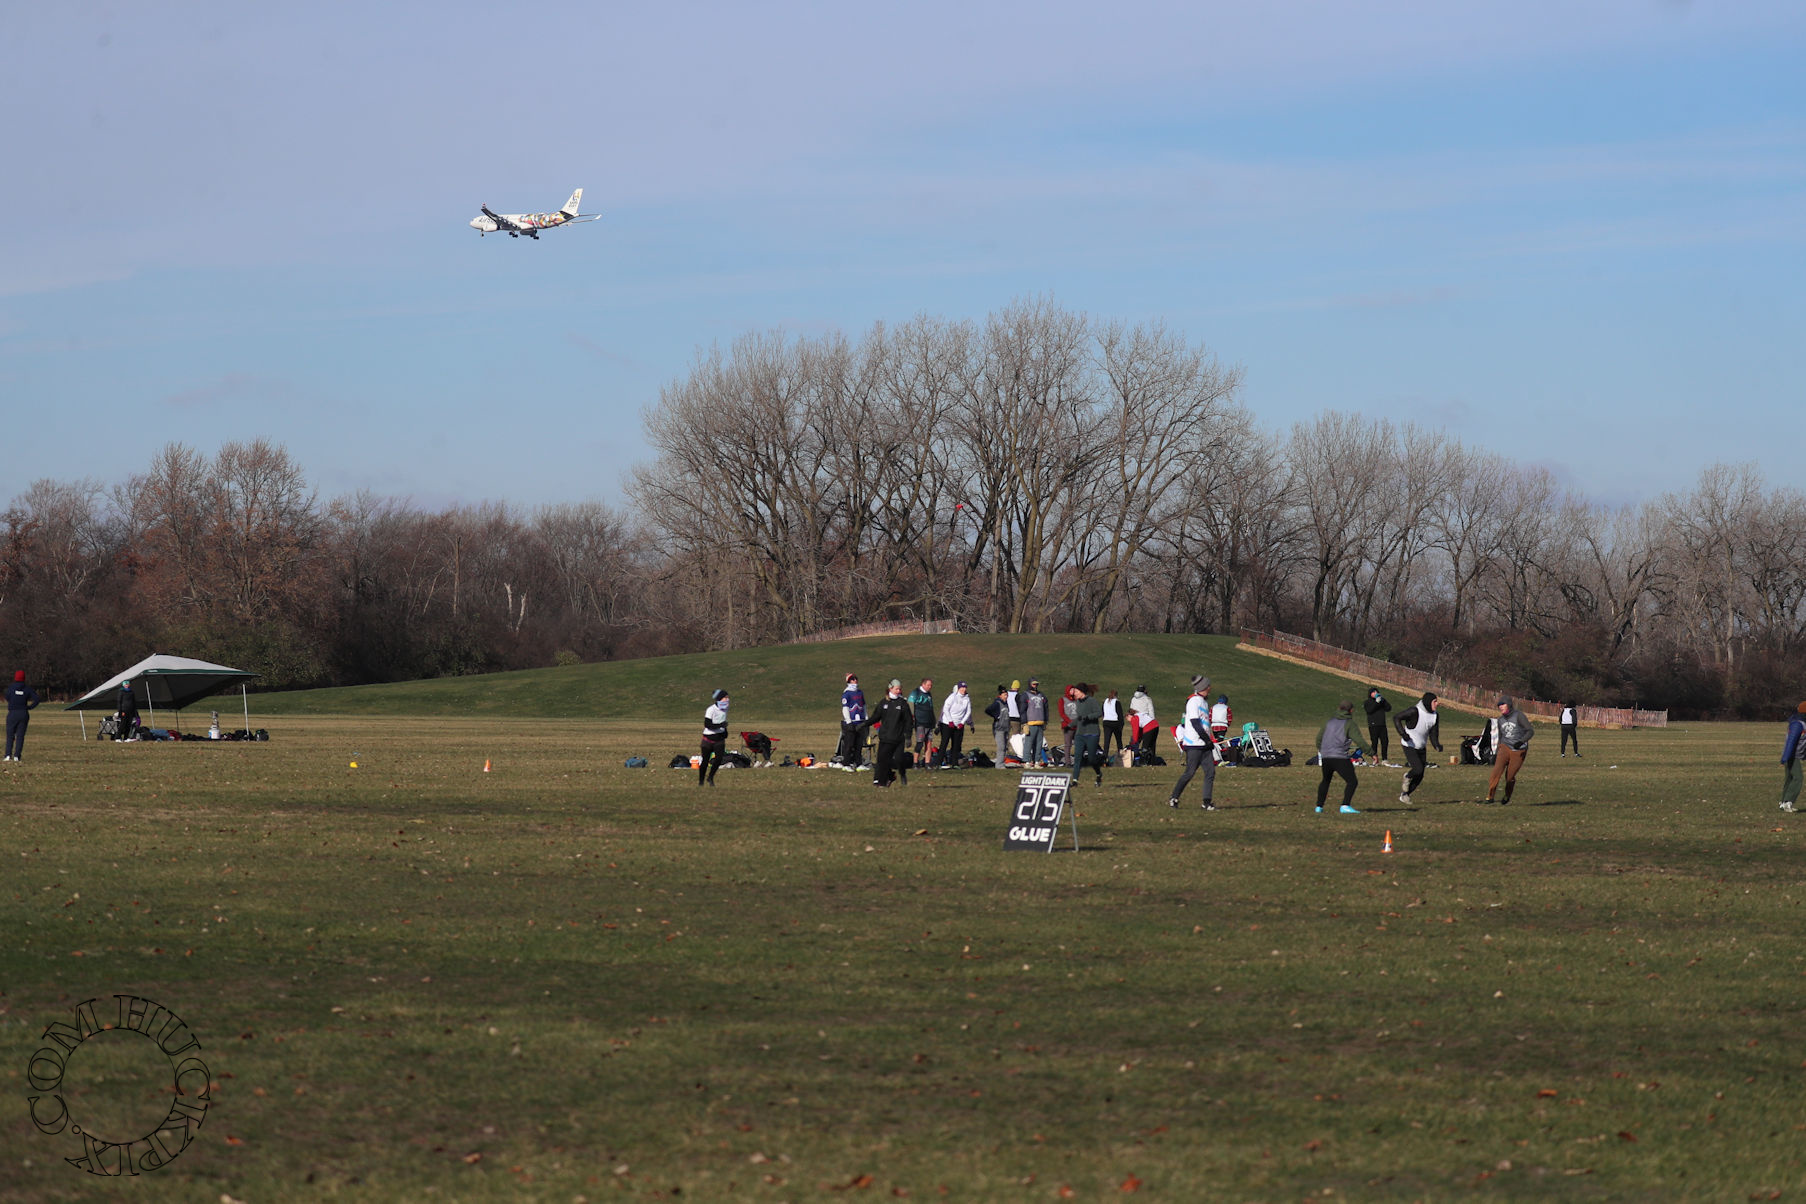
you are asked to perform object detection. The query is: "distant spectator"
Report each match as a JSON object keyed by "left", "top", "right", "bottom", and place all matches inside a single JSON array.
[
  {"left": 1059, "top": 686, "right": 1078, "bottom": 768},
  {"left": 1210, "top": 694, "right": 1232, "bottom": 742},
  {"left": 938, "top": 682, "right": 972, "bottom": 767},
  {"left": 1364, "top": 688, "right": 1393, "bottom": 762},
  {"left": 4, "top": 670, "right": 41, "bottom": 763},
  {"left": 1022, "top": 679, "right": 1049, "bottom": 767},
  {"left": 908, "top": 679, "right": 936, "bottom": 758},
  {"left": 117, "top": 682, "right": 140, "bottom": 741},
  {"left": 1560, "top": 702, "right": 1581, "bottom": 757},
  {"left": 1100, "top": 689, "right": 1125, "bottom": 759},
  {"left": 986, "top": 685, "right": 1011, "bottom": 766},
  {"left": 1129, "top": 685, "right": 1156, "bottom": 759},
  {"left": 836, "top": 674, "right": 867, "bottom": 768},
  {"left": 1006, "top": 680, "right": 1024, "bottom": 736}
]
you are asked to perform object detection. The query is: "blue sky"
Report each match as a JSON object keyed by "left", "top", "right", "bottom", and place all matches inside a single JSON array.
[{"left": 4, "top": 0, "right": 1801, "bottom": 510}]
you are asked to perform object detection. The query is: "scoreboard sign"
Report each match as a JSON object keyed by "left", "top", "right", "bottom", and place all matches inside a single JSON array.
[{"left": 1004, "top": 770, "right": 1078, "bottom": 853}]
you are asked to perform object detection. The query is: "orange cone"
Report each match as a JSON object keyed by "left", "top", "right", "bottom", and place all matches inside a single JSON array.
[
  {"left": 1382, "top": 829, "right": 1394, "bottom": 854},
  {"left": 483, "top": 759, "right": 491, "bottom": 773}
]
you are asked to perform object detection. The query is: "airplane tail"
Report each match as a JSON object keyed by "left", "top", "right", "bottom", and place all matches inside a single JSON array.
[{"left": 561, "top": 188, "right": 582, "bottom": 217}]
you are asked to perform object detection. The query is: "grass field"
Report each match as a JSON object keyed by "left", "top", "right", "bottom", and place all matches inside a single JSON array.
[{"left": 5, "top": 659, "right": 1804, "bottom": 1200}]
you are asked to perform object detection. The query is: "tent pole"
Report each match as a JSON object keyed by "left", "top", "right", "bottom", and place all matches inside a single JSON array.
[
  {"left": 80, "top": 712, "right": 87, "bottom": 741},
  {"left": 242, "top": 684, "right": 250, "bottom": 736}
]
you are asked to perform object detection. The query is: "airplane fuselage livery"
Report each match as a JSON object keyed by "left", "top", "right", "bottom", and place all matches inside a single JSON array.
[{"left": 469, "top": 189, "right": 596, "bottom": 238}]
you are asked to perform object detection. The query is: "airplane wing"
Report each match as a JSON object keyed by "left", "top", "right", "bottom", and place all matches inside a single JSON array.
[{"left": 480, "top": 205, "right": 524, "bottom": 231}]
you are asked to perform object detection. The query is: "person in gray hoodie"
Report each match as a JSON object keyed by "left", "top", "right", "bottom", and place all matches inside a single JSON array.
[
  {"left": 1313, "top": 701, "right": 1369, "bottom": 814},
  {"left": 1021, "top": 680, "right": 1050, "bottom": 766},
  {"left": 1486, "top": 695, "right": 1535, "bottom": 805}
]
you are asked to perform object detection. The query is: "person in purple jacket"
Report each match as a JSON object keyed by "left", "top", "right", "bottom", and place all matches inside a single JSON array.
[{"left": 1780, "top": 701, "right": 1806, "bottom": 814}]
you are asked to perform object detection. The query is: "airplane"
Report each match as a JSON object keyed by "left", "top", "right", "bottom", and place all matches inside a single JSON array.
[{"left": 468, "top": 189, "right": 599, "bottom": 238}]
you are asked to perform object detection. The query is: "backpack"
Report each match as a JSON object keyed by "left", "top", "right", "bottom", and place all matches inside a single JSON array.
[
  {"left": 668, "top": 755, "right": 690, "bottom": 769},
  {"left": 624, "top": 757, "right": 648, "bottom": 768}
]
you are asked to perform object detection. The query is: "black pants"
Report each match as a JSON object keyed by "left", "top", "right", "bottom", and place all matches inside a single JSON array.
[
  {"left": 1316, "top": 758, "right": 1358, "bottom": 808},
  {"left": 1171, "top": 744, "right": 1215, "bottom": 803},
  {"left": 1403, "top": 745, "right": 1428, "bottom": 795},
  {"left": 698, "top": 738, "right": 725, "bottom": 785},
  {"left": 875, "top": 740, "right": 909, "bottom": 786},
  {"left": 1138, "top": 724, "right": 1159, "bottom": 759},
  {"left": 1368, "top": 723, "right": 1389, "bottom": 761},
  {"left": 836, "top": 723, "right": 864, "bottom": 765},
  {"left": 937, "top": 723, "right": 965, "bottom": 766},
  {"left": 1561, "top": 724, "right": 1580, "bottom": 755},
  {"left": 1101, "top": 720, "right": 1124, "bottom": 757},
  {"left": 5, "top": 713, "right": 27, "bottom": 759}
]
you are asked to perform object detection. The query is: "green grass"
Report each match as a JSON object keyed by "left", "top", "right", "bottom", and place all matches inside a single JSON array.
[
  {"left": 250, "top": 633, "right": 1421, "bottom": 726},
  {"left": 3, "top": 707, "right": 1803, "bottom": 1201}
]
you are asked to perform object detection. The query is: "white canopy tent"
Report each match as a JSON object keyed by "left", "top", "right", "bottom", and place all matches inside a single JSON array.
[{"left": 64, "top": 654, "right": 260, "bottom": 739}]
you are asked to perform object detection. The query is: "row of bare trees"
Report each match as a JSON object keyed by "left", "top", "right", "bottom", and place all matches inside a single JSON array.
[{"left": 2, "top": 303, "right": 1802, "bottom": 715}]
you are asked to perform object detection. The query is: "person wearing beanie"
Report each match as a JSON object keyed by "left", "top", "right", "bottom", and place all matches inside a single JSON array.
[
  {"left": 1210, "top": 694, "right": 1233, "bottom": 743},
  {"left": 937, "top": 682, "right": 972, "bottom": 768},
  {"left": 1559, "top": 701, "right": 1581, "bottom": 757},
  {"left": 1486, "top": 696, "right": 1535, "bottom": 805},
  {"left": 1168, "top": 675, "right": 1221, "bottom": 811},
  {"left": 4, "top": 670, "right": 42, "bottom": 763},
  {"left": 1007, "top": 680, "right": 1024, "bottom": 736},
  {"left": 836, "top": 674, "right": 867, "bottom": 769},
  {"left": 1021, "top": 679, "right": 1049, "bottom": 766},
  {"left": 985, "top": 684, "right": 1012, "bottom": 767},
  {"left": 1364, "top": 687, "right": 1394, "bottom": 762},
  {"left": 870, "top": 679, "right": 913, "bottom": 787},
  {"left": 1393, "top": 692, "right": 1442, "bottom": 803},
  {"left": 1313, "top": 701, "right": 1369, "bottom": 814},
  {"left": 698, "top": 689, "right": 730, "bottom": 786},
  {"left": 1779, "top": 701, "right": 1806, "bottom": 813}
]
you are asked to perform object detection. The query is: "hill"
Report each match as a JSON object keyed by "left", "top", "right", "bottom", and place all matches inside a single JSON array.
[{"left": 253, "top": 633, "right": 1419, "bottom": 726}]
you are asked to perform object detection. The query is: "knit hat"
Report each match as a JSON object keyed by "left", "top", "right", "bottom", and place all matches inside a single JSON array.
[
  {"left": 1191, "top": 675, "right": 1209, "bottom": 693},
  {"left": 956, "top": 681, "right": 967, "bottom": 689},
  {"left": 888, "top": 679, "right": 902, "bottom": 691},
  {"left": 1338, "top": 701, "right": 1354, "bottom": 714},
  {"left": 1796, "top": 700, "right": 1806, "bottom": 714},
  {"left": 712, "top": 689, "right": 728, "bottom": 701},
  {"left": 1217, "top": 694, "right": 1228, "bottom": 704},
  {"left": 12, "top": 670, "right": 22, "bottom": 682},
  {"left": 845, "top": 673, "right": 857, "bottom": 684},
  {"left": 1011, "top": 680, "right": 1020, "bottom": 690}
]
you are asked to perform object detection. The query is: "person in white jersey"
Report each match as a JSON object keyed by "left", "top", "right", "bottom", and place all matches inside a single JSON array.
[{"left": 1167, "top": 675, "right": 1220, "bottom": 811}]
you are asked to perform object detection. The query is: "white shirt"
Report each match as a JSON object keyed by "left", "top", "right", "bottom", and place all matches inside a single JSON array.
[
  {"left": 1210, "top": 701, "right": 1229, "bottom": 729},
  {"left": 1129, "top": 691, "right": 1155, "bottom": 723},
  {"left": 1178, "top": 694, "right": 1211, "bottom": 747},
  {"left": 1399, "top": 704, "right": 1438, "bottom": 750},
  {"left": 941, "top": 692, "right": 971, "bottom": 726},
  {"left": 1560, "top": 707, "right": 1575, "bottom": 725},
  {"left": 1101, "top": 698, "right": 1120, "bottom": 722}
]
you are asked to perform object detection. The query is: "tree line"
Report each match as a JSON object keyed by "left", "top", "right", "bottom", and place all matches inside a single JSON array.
[{"left": 4, "top": 300, "right": 1801, "bottom": 716}]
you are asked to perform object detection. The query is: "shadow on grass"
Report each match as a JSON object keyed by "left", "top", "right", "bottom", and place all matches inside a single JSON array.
[{"left": 1527, "top": 798, "right": 1585, "bottom": 806}]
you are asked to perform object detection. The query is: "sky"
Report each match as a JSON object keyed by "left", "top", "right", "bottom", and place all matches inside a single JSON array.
[{"left": 4, "top": 0, "right": 1802, "bottom": 512}]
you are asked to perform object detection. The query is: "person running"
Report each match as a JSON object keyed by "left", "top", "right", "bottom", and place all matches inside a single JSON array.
[
  {"left": 938, "top": 682, "right": 972, "bottom": 768},
  {"left": 908, "top": 679, "right": 937, "bottom": 760},
  {"left": 1209, "top": 694, "right": 1232, "bottom": 743},
  {"left": 1779, "top": 701, "right": 1806, "bottom": 813},
  {"left": 986, "top": 685, "right": 1011, "bottom": 766},
  {"left": 1314, "top": 701, "right": 1368, "bottom": 814},
  {"left": 1559, "top": 702, "right": 1581, "bottom": 757},
  {"left": 1167, "top": 675, "right": 1220, "bottom": 811},
  {"left": 4, "top": 670, "right": 41, "bottom": 763},
  {"left": 1364, "top": 687, "right": 1393, "bottom": 762},
  {"left": 870, "top": 679, "right": 913, "bottom": 787},
  {"left": 698, "top": 689, "right": 730, "bottom": 786},
  {"left": 1100, "top": 689, "right": 1125, "bottom": 760},
  {"left": 1393, "top": 691, "right": 1441, "bottom": 803},
  {"left": 1070, "top": 683, "right": 1105, "bottom": 788},
  {"left": 836, "top": 674, "right": 867, "bottom": 769},
  {"left": 1486, "top": 696, "right": 1535, "bottom": 805},
  {"left": 1021, "top": 679, "right": 1049, "bottom": 767}
]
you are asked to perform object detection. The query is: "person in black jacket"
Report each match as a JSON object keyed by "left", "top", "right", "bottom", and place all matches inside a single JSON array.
[
  {"left": 870, "top": 679, "right": 913, "bottom": 787},
  {"left": 1363, "top": 688, "right": 1393, "bottom": 762},
  {"left": 4, "top": 670, "right": 42, "bottom": 762}
]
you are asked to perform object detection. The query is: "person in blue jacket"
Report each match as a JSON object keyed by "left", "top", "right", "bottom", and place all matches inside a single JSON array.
[
  {"left": 1780, "top": 701, "right": 1806, "bottom": 814},
  {"left": 4, "top": 670, "right": 41, "bottom": 762}
]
